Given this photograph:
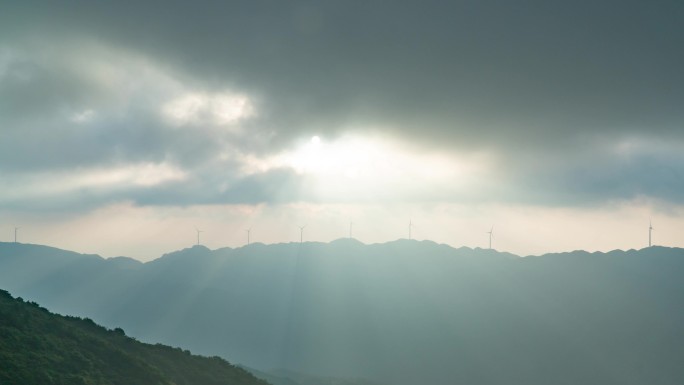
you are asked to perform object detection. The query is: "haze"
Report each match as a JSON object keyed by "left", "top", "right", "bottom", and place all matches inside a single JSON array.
[{"left": 1, "top": 1, "right": 683, "bottom": 261}]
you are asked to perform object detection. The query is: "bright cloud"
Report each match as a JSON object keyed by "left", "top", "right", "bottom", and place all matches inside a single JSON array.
[
  {"left": 70, "top": 109, "right": 96, "bottom": 123},
  {"left": 1, "top": 163, "right": 187, "bottom": 206},
  {"left": 162, "top": 91, "right": 255, "bottom": 128}
]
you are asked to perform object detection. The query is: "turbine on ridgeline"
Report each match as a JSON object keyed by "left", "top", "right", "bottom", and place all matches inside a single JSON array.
[
  {"left": 299, "top": 225, "right": 306, "bottom": 243},
  {"left": 14, "top": 227, "right": 20, "bottom": 243},
  {"left": 245, "top": 228, "right": 251, "bottom": 246},
  {"left": 195, "top": 227, "right": 204, "bottom": 246},
  {"left": 487, "top": 226, "right": 494, "bottom": 250},
  {"left": 649, "top": 220, "right": 654, "bottom": 247},
  {"left": 409, "top": 220, "right": 413, "bottom": 240}
]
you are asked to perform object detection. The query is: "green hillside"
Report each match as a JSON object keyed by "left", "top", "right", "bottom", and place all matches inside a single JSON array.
[{"left": 0, "top": 289, "right": 269, "bottom": 385}]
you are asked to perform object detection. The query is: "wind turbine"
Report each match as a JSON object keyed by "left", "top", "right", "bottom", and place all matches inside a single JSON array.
[
  {"left": 195, "top": 227, "right": 204, "bottom": 246},
  {"left": 299, "top": 225, "right": 306, "bottom": 243},
  {"left": 649, "top": 220, "right": 654, "bottom": 247},
  {"left": 14, "top": 227, "right": 20, "bottom": 243},
  {"left": 409, "top": 220, "right": 413, "bottom": 240},
  {"left": 487, "top": 226, "right": 494, "bottom": 250},
  {"left": 245, "top": 228, "right": 251, "bottom": 245}
]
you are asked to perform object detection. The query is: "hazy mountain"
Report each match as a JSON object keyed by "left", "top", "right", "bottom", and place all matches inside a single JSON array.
[
  {"left": 0, "top": 288, "right": 268, "bottom": 385},
  {"left": 1, "top": 240, "right": 683, "bottom": 385}
]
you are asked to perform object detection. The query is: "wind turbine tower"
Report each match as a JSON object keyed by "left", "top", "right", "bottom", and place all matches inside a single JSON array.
[
  {"left": 195, "top": 228, "right": 204, "bottom": 246},
  {"left": 14, "top": 227, "right": 20, "bottom": 243},
  {"left": 246, "top": 228, "right": 251, "bottom": 245},
  {"left": 649, "top": 221, "right": 654, "bottom": 247},
  {"left": 487, "top": 226, "right": 494, "bottom": 250},
  {"left": 299, "top": 225, "right": 306, "bottom": 243},
  {"left": 409, "top": 220, "right": 413, "bottom": 240}
]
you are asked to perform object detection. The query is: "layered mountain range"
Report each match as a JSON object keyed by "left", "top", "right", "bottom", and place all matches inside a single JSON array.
[{"left": 1, "top": 240, "right": 682, "bottom": 385}]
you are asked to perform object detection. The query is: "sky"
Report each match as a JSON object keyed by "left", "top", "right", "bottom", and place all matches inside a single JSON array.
[{"left": 1, "top": 1, "right": 683, "bottom": 261}]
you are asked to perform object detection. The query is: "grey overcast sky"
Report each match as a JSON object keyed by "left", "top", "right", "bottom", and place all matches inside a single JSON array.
[{"left": 1, "top": 1, "right": 683, "bottom": 260}]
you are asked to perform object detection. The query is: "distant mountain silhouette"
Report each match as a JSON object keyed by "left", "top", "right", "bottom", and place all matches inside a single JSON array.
[
  {"left": 1, "top": 241, "right": 683, "bottom": 385},
  {"left": 0, "top": 288, "right": 268, "bottom": 385}
]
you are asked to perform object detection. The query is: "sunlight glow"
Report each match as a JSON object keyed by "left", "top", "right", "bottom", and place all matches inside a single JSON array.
[{"left": 270, "top": 134, "right": 476, "bottom": 201}]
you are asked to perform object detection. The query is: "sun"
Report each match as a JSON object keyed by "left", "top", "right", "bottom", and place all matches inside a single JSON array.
[
  {"left": 237, "top": 129, "right": 485, "bottom": 203},
  {"left": 269, "top": 133, "right": 468, "bottom": 201},
  {"left": 288, "top": 135, "right": 367, "bottom": 177}
]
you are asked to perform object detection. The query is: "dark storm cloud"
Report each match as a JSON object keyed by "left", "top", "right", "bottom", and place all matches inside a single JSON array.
[
  {"left": 497, "top": 147, "right": 684, "bottom": 205},
  {"left": 4, "top": 1, "right": 683, "bottom": 143},
  {"left": 1, "top": 1, "right": 683, "bottom": 208}
]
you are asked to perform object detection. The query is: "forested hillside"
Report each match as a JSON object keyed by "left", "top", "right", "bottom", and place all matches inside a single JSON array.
[{"left": 0, "top": 289, "right": 269, "bottom": 385}]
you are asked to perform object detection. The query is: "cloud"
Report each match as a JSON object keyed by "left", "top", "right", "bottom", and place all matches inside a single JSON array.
[
  {"left": 0, "top": 1, "right": 683, "bottom": 211},
  {"left": 5, "top": 2, "right": 683, "bottom": 145},
  {"left": 0, "top": 39, "right": 273, "bottom": 211},
  {"left": 162, "top": 91, "right": 254, "bottom": 129}
]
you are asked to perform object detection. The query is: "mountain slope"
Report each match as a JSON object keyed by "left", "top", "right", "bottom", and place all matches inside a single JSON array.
[
  {"left": 0, "top": 288, "right": 268, "bottom": 385},
  {"left": 1, "top": 241, "right": 683, "bottom": 385}
]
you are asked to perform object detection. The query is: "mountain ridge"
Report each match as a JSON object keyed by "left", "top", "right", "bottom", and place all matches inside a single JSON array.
[
  {"left": 1, "top": 241, "right": 683, "bottom": 385},
  {"left": 4, "top": 239, "right": 675, "bottom": 263}
]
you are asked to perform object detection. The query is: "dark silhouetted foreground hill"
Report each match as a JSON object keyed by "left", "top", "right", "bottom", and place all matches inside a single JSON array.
[
  {"left": 1, "top": 240, "right": 683, "bottom": 385},
  {"left": 0, "top": 288, "right": 268, "bottom": 385}
]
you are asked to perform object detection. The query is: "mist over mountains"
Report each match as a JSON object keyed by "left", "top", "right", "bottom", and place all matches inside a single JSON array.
[{"left": 1, "top": 240, "right": 683, "bottom": 385}]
